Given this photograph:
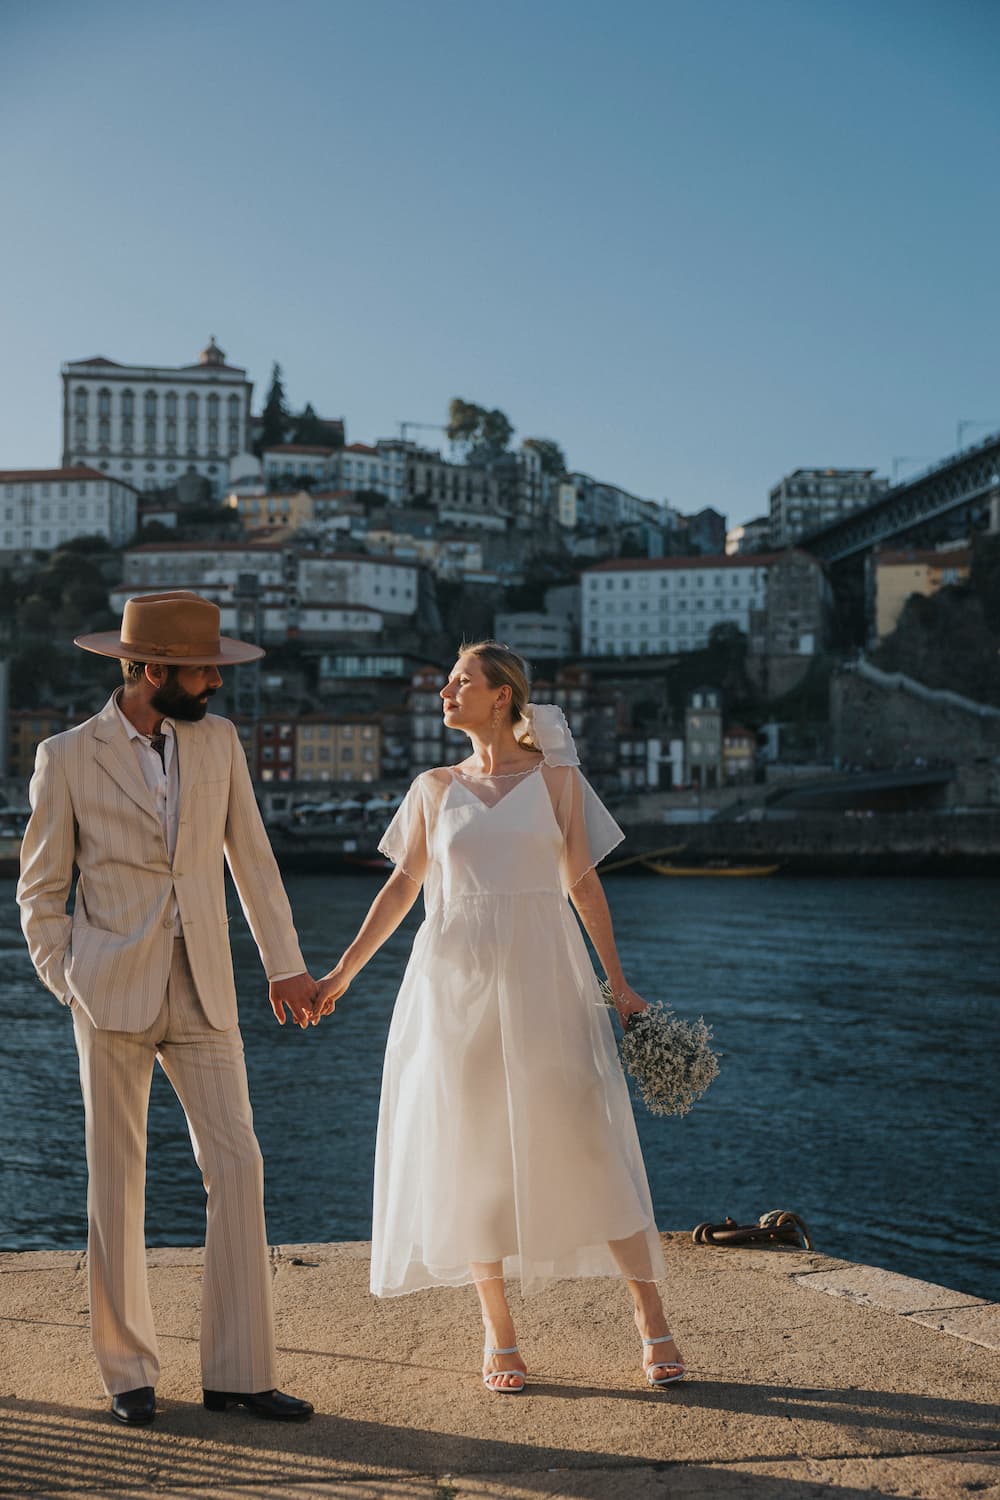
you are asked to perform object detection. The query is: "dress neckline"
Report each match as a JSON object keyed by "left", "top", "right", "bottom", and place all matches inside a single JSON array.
[{"left": 452, "top": 762, "right": 544, "bottom": 781}]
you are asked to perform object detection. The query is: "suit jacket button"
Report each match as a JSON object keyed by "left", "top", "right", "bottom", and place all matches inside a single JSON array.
[{"left": 162, "top": 917, "right": 173, "bottom": 929}]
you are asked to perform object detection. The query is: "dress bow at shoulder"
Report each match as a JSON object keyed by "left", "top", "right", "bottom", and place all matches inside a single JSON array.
[{"left": 513, "top": 702, "right": 580, "bottom": 767}]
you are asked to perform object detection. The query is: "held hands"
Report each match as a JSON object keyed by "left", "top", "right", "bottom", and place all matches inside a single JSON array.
[
  {"left": 269, "top": 971, "right": 319, "bottom": 1029},
  {"left": 611, "top": 982, "right": 650, "bottom": 1030},
  {"left": 310, "top": 962, "right": 352, "bottom": 1024}
]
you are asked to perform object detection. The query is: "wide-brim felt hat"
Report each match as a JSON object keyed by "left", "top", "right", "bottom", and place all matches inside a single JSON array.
[{"left": 75, "top": 591, "right": 265, "bottom": 666}]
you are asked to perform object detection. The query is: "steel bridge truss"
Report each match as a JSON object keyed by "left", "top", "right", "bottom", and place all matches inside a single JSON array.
[{"left": 801, "top": 435, "right": 1000, "bottom": 563}]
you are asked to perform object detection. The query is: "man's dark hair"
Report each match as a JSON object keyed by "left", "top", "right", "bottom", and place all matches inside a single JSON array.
[{"left": 121, "top": 660, "right": 179, "bottom": 683}]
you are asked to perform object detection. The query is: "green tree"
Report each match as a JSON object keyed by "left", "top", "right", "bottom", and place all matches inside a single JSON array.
[
  {"left": 257, "top": 362, "right": 291, "bottom": 454},
  {"left": 446, "top": 398, "right": 513, "bottom": 459},
  {"left": 18, "top": 595, "right": 52, "bottom": 634},
  {"left": 59, "top": 534, "right": 112, "bottom": 555},
  {"left": 447, "top": 398, "right": 481, "bottom": 449},
  {"left": 522, "top": 437, "right": 567, "bottom": 476},
  {"left": 291, "top": 401, "right": 334, "bottom": 447}
]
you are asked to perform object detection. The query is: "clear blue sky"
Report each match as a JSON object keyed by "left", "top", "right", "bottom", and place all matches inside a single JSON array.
[{"left": 1, "top": 0, "right": 997, "bottom": 525}]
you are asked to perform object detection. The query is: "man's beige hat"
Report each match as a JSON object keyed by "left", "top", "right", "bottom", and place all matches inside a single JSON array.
[{"left": 74, "top": 591, "right": 265, "bottom": 666}]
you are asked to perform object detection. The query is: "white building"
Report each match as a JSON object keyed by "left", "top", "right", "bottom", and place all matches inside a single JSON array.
[
  {"left": 62, "top": 338, "right": 253, "bottom": 499},
  {"left": 0, "top": 466, "right": 137, "bottom": 555},
  {"left": 582, "top": 554, "right": 776, "bottom": 657},
  {"left": 262, "top": 445, "right": 339, "bottom": 487},
  {"left": 342, "top": 442, "right": 407, "bottom": 504},
  {"left": 725, "top": 515, "right": 772, "bottom": 555},
  {"left": 296, "top": 552, "right": 418, "bottom": 614},
  {"left": 123, "top": 539, "right": 286, "bottom": 591},
  {"left": 562, "top": 472, "right": 665, "bottom": 533},
  {"left": 492, "top": 610, "right": 574, "bottom": 659},
  {"left": 110, "top": 578, "right": 385, "bottom": 646},
  {"left": 769, "top": 468, "right": 889, "bottom": 546},
  {"left": 122, "top": 541, "right": 418, "bottom": 620}
]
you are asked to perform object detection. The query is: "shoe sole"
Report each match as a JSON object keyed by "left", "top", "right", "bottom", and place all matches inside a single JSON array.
[{"left": 203, "top": 1397, "right": 313, "bottom": 1420}]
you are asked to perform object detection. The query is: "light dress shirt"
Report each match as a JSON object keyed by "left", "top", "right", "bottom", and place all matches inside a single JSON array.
[
  {"left": 115, "top": 692, "right": 181, "bottom": 933},
  {"left": 114, "top": 692, "right": 301, "bottom": 983}
]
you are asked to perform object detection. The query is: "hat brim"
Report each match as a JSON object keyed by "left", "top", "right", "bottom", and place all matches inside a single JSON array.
[{"left": 74, "top": 631, "right": 265, "bottom": 665}]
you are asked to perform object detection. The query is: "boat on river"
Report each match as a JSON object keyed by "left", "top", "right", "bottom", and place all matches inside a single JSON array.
[{"left": 642, "top": 859, "right": 781, "bottom": 878}]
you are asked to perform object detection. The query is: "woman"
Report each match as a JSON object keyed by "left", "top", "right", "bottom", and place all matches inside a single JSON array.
[{"left": 314, "top": 642, "right": 686, "bottom": 1393}]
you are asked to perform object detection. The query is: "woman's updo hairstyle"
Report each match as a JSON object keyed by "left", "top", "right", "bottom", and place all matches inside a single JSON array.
[{"left": 460, "top": 640, "right": 540, "bottom": 751}]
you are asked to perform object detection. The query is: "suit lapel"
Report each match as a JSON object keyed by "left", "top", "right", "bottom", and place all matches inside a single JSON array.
[
  {"left": 174, "top": 717, "right": 210, "bottom": 832},
  {"left": 93, "top": 694, "right": 162, "bottom": 827}
]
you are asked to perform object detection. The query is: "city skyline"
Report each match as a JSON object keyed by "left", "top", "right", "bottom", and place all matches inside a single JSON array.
[{"left": 2, "top": 0, "right": 998, "bottom": 525}]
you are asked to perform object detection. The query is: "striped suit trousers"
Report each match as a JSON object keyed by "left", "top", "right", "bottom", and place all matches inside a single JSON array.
[{"left": 72, "top": 939, "right": 277, "bottom": 1395}]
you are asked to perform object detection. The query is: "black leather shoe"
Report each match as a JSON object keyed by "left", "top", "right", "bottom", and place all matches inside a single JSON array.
[
  {"left": 110, "top": 1386, "right": 156, "bottom": 1425},
  {"left": 202, "top": 1387, "right": 313, "bottom": 1421}
]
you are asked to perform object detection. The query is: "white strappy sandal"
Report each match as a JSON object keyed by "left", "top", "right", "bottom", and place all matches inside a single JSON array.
[
  {"left": 482, "top": 1343, "right": 527, "bottom": 1394},
  {"left": 643, "top": 1332, "right": 687, "bottom": 1386}
]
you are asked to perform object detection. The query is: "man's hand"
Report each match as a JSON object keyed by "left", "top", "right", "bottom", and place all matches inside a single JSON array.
[
  {"left": 269, "top": 972, "right": 319, "bottom": 1029},
  {"left": 311, "top": 963, "right": 352, "bottom": 1023}
]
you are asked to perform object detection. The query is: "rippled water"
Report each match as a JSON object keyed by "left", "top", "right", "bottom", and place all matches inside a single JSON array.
[{"left": 2, "top": 874, "right": 997, "bottom": 1302}]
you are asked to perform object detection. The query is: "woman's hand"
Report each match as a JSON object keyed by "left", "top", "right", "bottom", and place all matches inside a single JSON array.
[
  {"left": 311, "top": 963, "right": 352, "bottom": 1023},
  {"left": 611, "top": 982, "right": 650, "bottom": 1029}
]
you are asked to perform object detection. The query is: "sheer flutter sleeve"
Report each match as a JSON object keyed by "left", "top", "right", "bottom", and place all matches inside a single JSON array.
[
  {"left": 544, "top": 764, "right": 626, "bottom": 891},
  {"left": 377, "top": 775, "right": 429, "bottom": 887}
]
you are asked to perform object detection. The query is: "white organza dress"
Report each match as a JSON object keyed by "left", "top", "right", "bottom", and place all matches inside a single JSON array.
[{"left": 370, "top": 757, "right": 666, "bottom": 1297}]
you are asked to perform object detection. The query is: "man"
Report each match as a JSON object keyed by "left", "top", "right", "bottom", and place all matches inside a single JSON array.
[{"left": 17, "top": 591, "right": 316, "bottom": 1427}]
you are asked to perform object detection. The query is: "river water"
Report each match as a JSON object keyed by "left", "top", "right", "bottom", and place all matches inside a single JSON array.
[{"left": 2, "top": 874, "right": 997, "bottom": 1303}]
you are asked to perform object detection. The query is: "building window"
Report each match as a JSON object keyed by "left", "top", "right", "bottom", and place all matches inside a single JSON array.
[{"left": 97, "top": 388, "right": 111, "bottom": 417}]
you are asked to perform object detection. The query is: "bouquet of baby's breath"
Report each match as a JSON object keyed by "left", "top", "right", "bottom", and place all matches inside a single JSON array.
[{"left": 601, "top": 981, "right": 720, "bottom": 1117}]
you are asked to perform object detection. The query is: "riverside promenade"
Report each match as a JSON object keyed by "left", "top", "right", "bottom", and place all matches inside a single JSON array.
[{"left": 1, "top": 1234, "right": 997, "bottom": 1499}]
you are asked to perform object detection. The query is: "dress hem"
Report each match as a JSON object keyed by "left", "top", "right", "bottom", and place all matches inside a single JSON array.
[{"left": 370, "top": 1269, "right": 665, "bottom": 1300}]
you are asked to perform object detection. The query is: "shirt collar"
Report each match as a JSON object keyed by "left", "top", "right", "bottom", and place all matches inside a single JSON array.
[{"left": 114, "top": 688, "right": 176, "bottom": 744}]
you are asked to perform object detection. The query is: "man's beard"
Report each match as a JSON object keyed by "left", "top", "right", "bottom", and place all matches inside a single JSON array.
[{"left": 150, "top": 673, "right": 216, "bottom": 723}]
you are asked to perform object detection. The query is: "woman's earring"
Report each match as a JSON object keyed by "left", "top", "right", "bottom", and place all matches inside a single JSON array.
[{"left": 491, "top": 700, "right": 501, "bottom": 728}]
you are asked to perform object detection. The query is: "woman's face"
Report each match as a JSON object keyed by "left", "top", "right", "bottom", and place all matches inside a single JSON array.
[{"left": 440, "top": 652, "right": 507, "bottom": 732}]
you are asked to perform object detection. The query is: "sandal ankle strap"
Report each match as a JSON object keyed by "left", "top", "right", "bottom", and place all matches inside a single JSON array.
[
  {"left": 643, "top": 1333, "right": 675, "bottom": 1347},
  {"left": 484, "top": 1344, "right": 519, "bottom": 1356}
]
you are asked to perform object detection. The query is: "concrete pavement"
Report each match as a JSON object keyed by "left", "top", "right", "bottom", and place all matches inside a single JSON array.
[{"left": 1, "top": 1234, "right": 997, "bottom": 1498}]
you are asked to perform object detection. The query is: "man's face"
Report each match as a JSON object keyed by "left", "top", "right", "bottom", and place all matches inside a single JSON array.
[{"left": 150, "top": 664, "right": 223, "bottom": 722}]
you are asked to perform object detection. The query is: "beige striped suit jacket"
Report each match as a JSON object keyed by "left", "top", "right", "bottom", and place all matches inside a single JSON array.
[{"left": 17, "top": 694, "right": 305, "bottom": 1031}]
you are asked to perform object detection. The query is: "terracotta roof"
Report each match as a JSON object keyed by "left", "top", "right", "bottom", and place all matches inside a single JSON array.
[
  {"left": 263, "top": 444, "right": 337, "bottom": 456},
  {"left": 877, "top": 548, "right": 973, "bottom": 569},
  {"left": 298, "top": 603, "right": 383, "bottom": 615},
  {"left": 0, "top": 464, "right": 133, "bottom": 487},
  {"left": 301, "top": 551, "right": 419, "bottom": 572},
  {"left": 176, "top": 362, "right": 247, "bottom": 375},
  {"left": 343, "top": 443, "right": 378, "bottom": 455},
  {"left": 126, "top": 539, "right": 285, "bottom": 553},
  {"left": 296, "top": 711, "right": 382, "bottom": 723},
  {"left": 124, "top": 541, "right": 418, "bottom": 571},
  {"left": 66, "top": 356, "right": 122, "bottom": 368},
  {"left": 584, "top": 553, "right": 782, "bottom": 573}
]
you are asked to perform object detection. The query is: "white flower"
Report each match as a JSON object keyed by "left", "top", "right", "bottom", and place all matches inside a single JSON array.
[{"left": 601, "top": 983, "right": 721, "bottom": 1117}]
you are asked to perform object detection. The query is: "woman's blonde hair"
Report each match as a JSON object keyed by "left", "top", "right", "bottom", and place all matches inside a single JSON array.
[{"left": 459, "top": 639, "right": 540, "bottom": 749}]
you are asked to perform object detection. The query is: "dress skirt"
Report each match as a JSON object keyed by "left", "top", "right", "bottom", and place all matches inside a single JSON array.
[{"left": 370, "top": 888, "right": 666, "bottom": 1296}]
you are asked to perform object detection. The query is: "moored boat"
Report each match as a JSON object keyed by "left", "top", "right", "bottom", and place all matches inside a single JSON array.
[{"left": 642, "top": 859, "right": 780, "bottom": 878}]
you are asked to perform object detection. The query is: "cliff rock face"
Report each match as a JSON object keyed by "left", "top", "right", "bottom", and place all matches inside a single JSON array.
[
  {"left": 830, "top": 659, "right": 1000, "bottom": 768},
  {"left": 874, "top": 586, "right": 1000, "bottom": 707}
]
